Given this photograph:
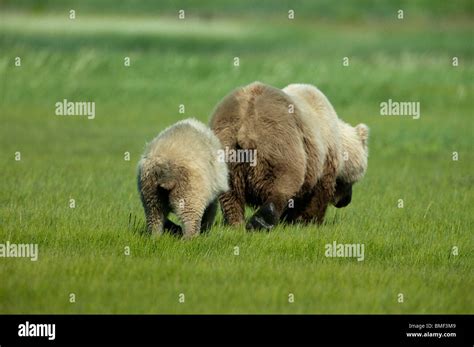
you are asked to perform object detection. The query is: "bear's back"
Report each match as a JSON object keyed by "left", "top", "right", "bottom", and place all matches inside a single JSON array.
[
  {"left": 283, "top": 84, "right": 343, "bottom": 175},
  {"left": 146, "top": 120, "right": 223, "bottom": 179}
]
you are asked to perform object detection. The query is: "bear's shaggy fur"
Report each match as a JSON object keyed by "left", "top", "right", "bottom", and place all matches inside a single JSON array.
[
  {"left": 209, "top": 82, "right": 369, "bottom": 230},
  {"left": 137, "top": 118, "right": 228, "bottom": 238}
]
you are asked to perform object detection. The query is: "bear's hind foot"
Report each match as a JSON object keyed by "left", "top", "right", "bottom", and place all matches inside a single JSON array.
[{"left": 246, "top": 202, "right": 278, "bottom": 231}]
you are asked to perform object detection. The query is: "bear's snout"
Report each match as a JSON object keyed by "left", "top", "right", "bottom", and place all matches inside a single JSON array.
[
  {"left": 334, "top": 179, "right": 353, "bottom": 208},
  {"left": 335, "top": 194, "right": 352, "bottom": 208}
]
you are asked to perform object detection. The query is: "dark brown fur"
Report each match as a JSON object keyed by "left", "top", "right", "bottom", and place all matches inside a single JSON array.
[
  {"left": 282, "top": 149, "right": 338, "bottom": 224},
  {"left": 210, "top": 82, "right": 335, "bottom": 229}
]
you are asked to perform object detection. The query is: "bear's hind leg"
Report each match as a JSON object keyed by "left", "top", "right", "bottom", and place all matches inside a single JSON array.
[
  {"left": 219, "top": 164, "right": 246, "bottom": 226},
  {"left": 179, "top": 207, "right": 205, "bottom": 239},
  {"left": 246, "top": 163, "right": 304, "bottom": 231},
  {"left": 170, "top": 191, "right": 206, "bottom": 239},
  {"left": 139, "top": 181, "right": 168, "bottom": 235},
  {"left": 246, "top": 193, "right": 289, "bottom": 231}
]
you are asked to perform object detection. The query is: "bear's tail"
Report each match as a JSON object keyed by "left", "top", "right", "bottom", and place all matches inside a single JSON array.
[
  {"left": 138, "top": 157, "right": 178, "bottom": 192},
  {"left": 236, "top": 122, "right": 258, "bottom": 150}
]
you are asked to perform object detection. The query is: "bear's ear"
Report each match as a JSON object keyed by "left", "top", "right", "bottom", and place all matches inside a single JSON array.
[{"left": 356, "top": 123, "right": 369, "bottom": 149}]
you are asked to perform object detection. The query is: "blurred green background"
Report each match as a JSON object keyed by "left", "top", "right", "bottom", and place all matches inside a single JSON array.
[{"left": 0, "top": 0, "right": 472, "bottom": 313}]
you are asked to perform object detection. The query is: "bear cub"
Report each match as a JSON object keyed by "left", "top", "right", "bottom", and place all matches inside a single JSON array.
[{"left": 138, "top": 118, "right": 228, "bottom": 238}]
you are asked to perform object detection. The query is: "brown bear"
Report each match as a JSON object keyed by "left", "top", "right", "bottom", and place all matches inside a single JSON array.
[
  {"left": 137, "top": 118, "right": 229, "bottom": 238},
  {"left": 209, "top": 82, "right": 369, "bottom": 230}
]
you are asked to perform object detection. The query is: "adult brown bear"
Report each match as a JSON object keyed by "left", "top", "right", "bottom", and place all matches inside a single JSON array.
[{"left": 209, "top": 82, "right": 369, "bottom": 230}]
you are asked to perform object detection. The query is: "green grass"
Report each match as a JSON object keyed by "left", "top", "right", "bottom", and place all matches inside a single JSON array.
[{"left": 0, "top": 1, "right": 473, "bottom": 313}]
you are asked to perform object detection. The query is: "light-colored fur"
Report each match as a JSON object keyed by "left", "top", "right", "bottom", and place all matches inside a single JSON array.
[
  {"left": 283, "top": 83, "right": 369, "bottom": 183},
  {"left": 138, "top": 118, "right": 228, "bottom": 238}
]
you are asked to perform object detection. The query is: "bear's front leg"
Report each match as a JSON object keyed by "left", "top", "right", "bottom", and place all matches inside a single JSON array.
[
  {"left": 299, "top": 192, "right": 330, "bottom": 224},
  {"left": 201, "top": 199, "right": 218, "bottom": 232}
]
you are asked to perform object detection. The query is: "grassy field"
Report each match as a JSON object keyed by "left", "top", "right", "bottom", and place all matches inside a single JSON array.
[{"left": 0, "top": 1, "right": 473, "bottom": 313}]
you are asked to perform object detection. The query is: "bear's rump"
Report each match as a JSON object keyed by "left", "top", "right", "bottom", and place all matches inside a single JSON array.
[
  {"left": 210, "top": 82, "right": 313, "bottom": 209},
  {"left": 247, "top": 88, "right": 309, "bottom": 191}
]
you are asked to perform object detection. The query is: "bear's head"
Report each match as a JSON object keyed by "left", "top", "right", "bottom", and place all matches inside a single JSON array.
[{"left": 333, "top": 122, "right": 369, "bottom": 208}]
